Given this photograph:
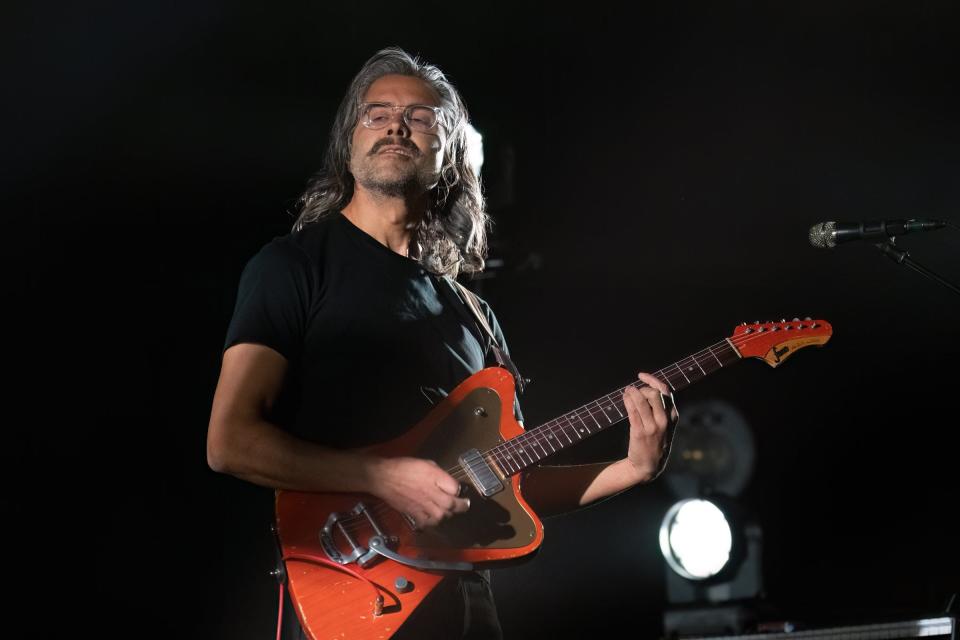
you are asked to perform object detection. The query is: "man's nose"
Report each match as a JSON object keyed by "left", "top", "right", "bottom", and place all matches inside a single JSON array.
[{"left": 385, "top": 108, "right": 410, "bottom": 136}]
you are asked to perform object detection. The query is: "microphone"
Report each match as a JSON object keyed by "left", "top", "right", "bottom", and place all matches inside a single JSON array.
[{"left": 808, "top": 219, "right": 946, "bottom": 249}]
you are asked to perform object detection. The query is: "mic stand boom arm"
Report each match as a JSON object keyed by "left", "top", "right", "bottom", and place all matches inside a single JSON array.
[{"left": 875, "top": 239, "right": 960, "bottom": 297}]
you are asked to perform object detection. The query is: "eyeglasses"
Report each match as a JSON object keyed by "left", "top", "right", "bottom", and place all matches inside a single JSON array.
[{"left": 358, "top": 102, "right": 445, "bottom": 133}]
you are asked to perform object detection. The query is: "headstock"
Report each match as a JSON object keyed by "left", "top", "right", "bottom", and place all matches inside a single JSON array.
[{"left": 729, "top": 318, "right": 833, "bottom": 367}]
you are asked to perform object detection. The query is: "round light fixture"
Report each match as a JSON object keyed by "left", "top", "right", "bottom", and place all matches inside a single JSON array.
[
  {"left": 659, "top": 498, "right": 733, "bottom": 581},
  {"left": 663, "top": 400, "right": 755, "bottom": 499}
]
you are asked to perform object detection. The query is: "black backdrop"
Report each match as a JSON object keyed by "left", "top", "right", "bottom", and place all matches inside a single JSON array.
[{"left": 5, "top": 2, "right": 959, "bottom": 638}]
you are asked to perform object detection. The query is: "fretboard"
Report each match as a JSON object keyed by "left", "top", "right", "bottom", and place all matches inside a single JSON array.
[{"left": 487, "top": 338, "right": 742, "bottom": 477}]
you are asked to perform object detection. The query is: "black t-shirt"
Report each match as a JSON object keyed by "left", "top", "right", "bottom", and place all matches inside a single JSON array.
[
  {"left": 224, "top": 212, "right": 519, "bottom": 638},
  {"left": 224, "top": 211, "right": 522, "bottom": 446}
]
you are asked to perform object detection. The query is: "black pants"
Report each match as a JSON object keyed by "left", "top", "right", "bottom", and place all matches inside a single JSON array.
[{"left": 281, "top": 571, "right": 503, "bottom": 640}]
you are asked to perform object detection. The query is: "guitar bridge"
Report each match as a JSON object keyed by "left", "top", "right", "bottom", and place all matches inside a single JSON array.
[
  {"left": 320, "top": 502, "right": 394, "bottom": 568},
  {"left": 319, "top": 501, "right": 474, "bottom": 572}
]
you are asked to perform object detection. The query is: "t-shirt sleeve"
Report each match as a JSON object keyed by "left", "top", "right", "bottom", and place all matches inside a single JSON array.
[{"left": 223, "top": 239, "right": 314, "bottom": 361}]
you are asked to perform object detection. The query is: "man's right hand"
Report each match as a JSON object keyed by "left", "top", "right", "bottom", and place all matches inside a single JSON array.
[{"left": 365, "top": 456, "right": 471, "bottom": 529}]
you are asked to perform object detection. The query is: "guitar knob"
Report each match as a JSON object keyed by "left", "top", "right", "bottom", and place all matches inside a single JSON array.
[
  {"left": 804, "top": 316, "right": 812, "bottom": 321},
  {"left": 792, "top": 317, "right": 800, "bottom": 321},
  {"left": 395, "top": 576, "right": 412, "bottom": 593}
]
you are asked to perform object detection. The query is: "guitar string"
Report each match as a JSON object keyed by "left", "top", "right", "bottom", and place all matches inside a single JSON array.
[
  {"left": 451, "top": 324, "right": 810, "bottom": 479},
  {"left": 331, "top": 340, "right": 733, "bottom": 537},
  {"left": 330, "top": 324, "right": 824, "bottom": 537},
  {"left": 467, "top": 339, "right": 735, "bottom": 473},
  {"left": 328, "top": 325, "right": 826, "bottom": 536},
  {"left": 332, "top": 332, "right": 748, "bottom": 534}
]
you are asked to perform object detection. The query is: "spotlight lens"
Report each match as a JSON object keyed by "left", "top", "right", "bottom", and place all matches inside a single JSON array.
[{"left": 660, "top": 499, "right": 733, "bottom": 580}]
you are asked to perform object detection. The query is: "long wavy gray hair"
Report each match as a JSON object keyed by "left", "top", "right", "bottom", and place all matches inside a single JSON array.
[{"left": 292, "top": 47, "right": 489, "bottom": 278}]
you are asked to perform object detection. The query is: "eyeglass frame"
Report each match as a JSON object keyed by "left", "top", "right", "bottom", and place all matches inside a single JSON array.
[{"left": 357, "top": 102, "right": 447, "bottom": 133}]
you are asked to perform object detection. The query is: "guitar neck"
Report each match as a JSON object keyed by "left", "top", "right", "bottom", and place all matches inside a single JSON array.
[{"left": 489, "top": 338, "right": 742, "bottom": 477}]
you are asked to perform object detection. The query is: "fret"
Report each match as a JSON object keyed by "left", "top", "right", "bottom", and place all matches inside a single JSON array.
[
  {"left": 661, "top": 374, "right": 678, "bottom": 392},
  {"left": 691, "top": 355, "right": 707, "bottom": 376},
  {"left": 515, "top": 440, "right": 536, "bottom": 465},
  {"left": 531, "top": 432, "right": 551, "bottom": 457},
  {"left": 496, "top": 450, "right": 518, "bottom": 474},
  {"left": 502, "top": 442, "right": 524, "bottom": 469},
  {"left": 564, "top": 415, "right": 584, "bottom": 439},
  {"left": 540, "top": 429, "right": 558, "bottom": 453},
  {"left": 534, "top": 430, "right": 557, "bottom": 456},
  {"left": 597, "top": 401, "right": 617, "bottom": 423},
  {"left": 676, "top": 361, "right": 702, "bottom": 383},
  {"left": 523, "top": 435, "right": 544, "bottom": 461},
  {"left": 586, "top": 407, "right": 603, "bottom": 429},
  {"left": 485, "top": 335, "right": 758, "bottom": 480},
  {"left": 706, "top": 344, "right": 724, "bottom": 367},
  {"left": 542, "top": 425, "right": 560, "bottom": 450},
  {"left": 573, "top": 412, "right": 592, "bottom": 437},
  {"left": 512, "top": 445, "right": 528, "bottom": 470},
  {"left": 609, "top": 396, "right": 625, "bottom": 419}
]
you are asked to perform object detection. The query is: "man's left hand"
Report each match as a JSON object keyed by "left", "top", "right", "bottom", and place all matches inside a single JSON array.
[{"left": 622, "top": 371, "right": 679, "bottom": 482}]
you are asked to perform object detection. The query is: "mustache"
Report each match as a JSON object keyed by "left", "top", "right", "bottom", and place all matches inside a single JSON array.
[{"left": 369, "top": 137, "right": 421, "bottom": 157}]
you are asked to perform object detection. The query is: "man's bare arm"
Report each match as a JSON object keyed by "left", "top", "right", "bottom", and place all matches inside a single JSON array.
[
  {"left": 206, "top": 343, "right": 468, "bottom": 527},
  {"left": 521, "top": 459, "right": 653, "bottom": 519},
  {"left": 520, "top": 373, "right": 677, "bottom": 518}
]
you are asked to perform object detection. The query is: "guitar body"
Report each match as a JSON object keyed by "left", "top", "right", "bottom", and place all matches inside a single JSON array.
[
  {"left": 275, "top": 367, "right": 545, "bottom": 640},
  {"left": 274, "top": 318, "right": 833, "bottom": 639}
]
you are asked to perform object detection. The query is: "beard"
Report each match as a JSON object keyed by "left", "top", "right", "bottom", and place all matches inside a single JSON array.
[
  {"left": 353, "top": 160, "right": 424, "bottom": 197},
  {"left": 350, "top": 140, "right": 439, "bottom": 198}
]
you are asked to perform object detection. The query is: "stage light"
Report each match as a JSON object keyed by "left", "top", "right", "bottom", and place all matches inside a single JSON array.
[
  {"left": 465, "top": 123, "right": 484, "bottom": 175},
  {"left": 663, "top": 400, "right": 755, "bottom": 499},
  {"left": 659, "top": 498, "right": 733, "bottom": 581},
  {"left": 659, "top": 401, "right": 765, "bottom": 636}
]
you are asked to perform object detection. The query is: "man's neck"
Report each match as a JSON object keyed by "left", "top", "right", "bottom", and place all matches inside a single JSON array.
[{"left": 342, "top": 188, "right": 427, "bottom": 257}]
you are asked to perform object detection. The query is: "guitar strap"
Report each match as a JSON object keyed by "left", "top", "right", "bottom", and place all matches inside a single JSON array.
[{"left": 443, "top": 277, "right": 528, "bottom": 396}]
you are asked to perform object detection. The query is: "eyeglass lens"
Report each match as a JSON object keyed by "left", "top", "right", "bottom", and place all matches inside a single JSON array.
[{"left": 363, "top": 104, "right": 439, "bottom": 132}]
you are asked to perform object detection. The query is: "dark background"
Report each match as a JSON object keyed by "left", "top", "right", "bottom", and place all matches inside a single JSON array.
[{"left": 4, "top": 1, "right": 959, "bottom": 638}]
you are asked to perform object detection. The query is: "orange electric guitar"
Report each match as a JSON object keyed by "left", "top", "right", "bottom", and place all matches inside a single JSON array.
[{"left": 275, "top": 318, "right": 833, "bottom": 639}]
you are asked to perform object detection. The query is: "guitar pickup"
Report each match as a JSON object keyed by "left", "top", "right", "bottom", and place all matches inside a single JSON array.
[{"left": 458, "top": 449, "right": 504, "bottom": 497}]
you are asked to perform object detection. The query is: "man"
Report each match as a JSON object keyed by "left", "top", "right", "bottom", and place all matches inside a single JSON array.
[{"left": 207, "top": 47, "right": 678, "bottom": 639}]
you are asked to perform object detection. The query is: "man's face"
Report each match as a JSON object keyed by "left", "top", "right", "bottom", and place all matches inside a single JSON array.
[{"left": 349, "top": 74, "right": 447, "bottom": 199}]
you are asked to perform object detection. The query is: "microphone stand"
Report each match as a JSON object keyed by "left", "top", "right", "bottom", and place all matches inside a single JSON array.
[{"left": 875, "top": 239, "right": 960, "bottom": 296}]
